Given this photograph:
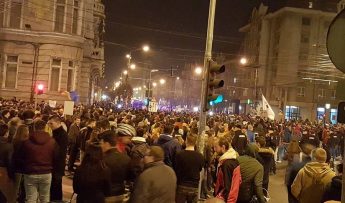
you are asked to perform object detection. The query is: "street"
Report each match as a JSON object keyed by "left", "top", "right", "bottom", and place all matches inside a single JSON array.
[{"left": 62, "top": 163, "right": 288, "bottom": 203}]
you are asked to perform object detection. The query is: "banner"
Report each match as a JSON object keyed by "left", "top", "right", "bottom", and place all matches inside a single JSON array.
[
  {"left": 262, "top": 94, "right": 275, "bottom": 120},
  {"left": 63, "top": 101, "right": 74, "bottom": 115}
]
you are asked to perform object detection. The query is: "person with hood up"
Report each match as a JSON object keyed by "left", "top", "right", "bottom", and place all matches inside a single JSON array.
[
  {"left": 157, "top": 123, "right": 181, "bottom": 167},
  {"left": 291, "top": 148, "right": 335, "bottom": 203},
  {"left": 214, "top": 137, "right": 241, "bottom": 203},
  {"left": 129, "top": 127, "right": 149, "bottom": 180}
]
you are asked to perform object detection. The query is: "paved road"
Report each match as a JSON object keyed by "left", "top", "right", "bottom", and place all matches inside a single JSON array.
[{"left": 62, "top": 163, "right": 289, "bottom": 203}]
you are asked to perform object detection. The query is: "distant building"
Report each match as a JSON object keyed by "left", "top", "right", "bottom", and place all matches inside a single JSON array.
[
  {"left": 238, "top": 0, "right": 344, "bottom": 122},
  {"left": 0, "top": 0, "right": 105, "bottom": 104}
]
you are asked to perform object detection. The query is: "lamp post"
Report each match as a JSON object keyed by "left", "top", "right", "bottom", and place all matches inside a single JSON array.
[
  {"left": 148, "top": 69, "right": 158, "bottom": 98},
  {"left": 125, "top": 45, "right": 150, "bottom": 82}
]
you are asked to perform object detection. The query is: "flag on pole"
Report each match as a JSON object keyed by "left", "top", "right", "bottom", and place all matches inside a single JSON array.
[{"left": 262, "top": 94, "right": 275, "bottom": 120}]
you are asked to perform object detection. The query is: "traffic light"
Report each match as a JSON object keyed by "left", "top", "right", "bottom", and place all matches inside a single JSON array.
[
  {"left": 37, "top": 84, "right": 44, "bottom": 95},
  {"left": 203, "top": 59, "right": 225, "bottom": 111}
]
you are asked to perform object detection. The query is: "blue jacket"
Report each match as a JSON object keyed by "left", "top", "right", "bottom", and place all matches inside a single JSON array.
[{"left": 157, "top": 134, "right": 181, "bottom": 167}]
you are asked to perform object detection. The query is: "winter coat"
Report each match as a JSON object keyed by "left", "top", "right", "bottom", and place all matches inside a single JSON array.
[
  {"left": 291, "top": 162, "right": 335, "bottom": 203},
  {"left": 52, "top": 126, "right": 68, "bottom": 176},
  {"left": 214, "top": 148, "right": 241, "bottom": 203},
  {"left": 68, "top": 123, "right": 80, "bottom": 143},
  {"left": 73, "top": 164, "right": 111, "bottom": 203},
  {"left": 103, "top": 148, "right": 131, "bottom": 196},
  {"left": 20, "top": 131, "right": 57, "bottom": 174},
  {"left": 129, "top": 137, "right": 150, "bottom": 180},
  {"left": 231, "top": 130, "right": 248, "bottom": 155},
  {"left": 300, "top": 134, "right": 320, "bottom": 148},
  {"left": 0, "top": 137, "right": 13, "bottom": 178},
  {"left": 257, "top": 147, "right": 274, "bottom": 189},
  {"left": 157, "top": 134, "right": 181, "bottom": 167},
  {"left": 130, "top": 161, "right": 176, "bottom": 203},
  {"left": 237, "top": 155, "right": 266, "bottom": 203},
  {"left": 321, "top": 175, "right": 342, "bottom": 202}
]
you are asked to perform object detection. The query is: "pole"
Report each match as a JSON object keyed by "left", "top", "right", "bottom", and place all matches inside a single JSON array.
[
  {"left": 197, "top": 0, "right": 217, "bottom": 201},
  {"left": 342, "top": 124, "right": 345, "bottom": 203},
  {"left": 148, "top": 71, "right": 152, "bottom": 98}
]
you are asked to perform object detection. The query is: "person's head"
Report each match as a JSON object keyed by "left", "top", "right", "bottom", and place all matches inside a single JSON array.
[
  {"left": 337, "top": 163, "right": 343, "bottom": 175},
  {"left": 99, "top": 130, "right": 116, "bottom": 152},
  {"left": 116, "top": 123, "right": 136, "bottom": 144},
  {"left": 74, "top": 116, "right": 81, "bottom": 126},
  {"left": 311, "top": 148, "right": 327, "bottom": 163},
  {"left": 288, "top": 139, "right": 301, "bottom": 154},
  {"left": 47, "top": 115, "right": 61, "bottom": 130},
  {"left": 22, "top": 110, "right": 35, "bottom": 120},
  {"left": 8, "top": 117, "right": 21, "bottom": 127},
  {"left": 244, "top": 143, "right": 258, "bottom": 158},
  {"left": 256, "top": 136, "right": 266, "bottom": 148},
  {"left": 143, "top": 146, "right": 164, "bottom": 164},
  {"left": 186, "top": 134, "right": 197, "bottom": 147},
  {"left": 162, "top": 123, "right": 173, "bottom": 135},
  {"left": 82, "top": 144, "right": 103, "bottom": 165},
  {"left": 96, "top": 119, "right": 110, "bottom": 133},
  {"left": 34, "top": 119, "right": 47, "bottom": 132},
  {"left": 87, "top": 118, "right": 96, "bottom": 128},
  {"left": 14, "top": 124, "right": 29, "bottom": 143},
  {"left": 2, "top": 109, "right": 10, "bottom": 118},
  {"left": 214, "top": 137, "right": 230, "bottom": 155},
  {"left": 0, "top": 122, "right": 9, "bottom": 137}
]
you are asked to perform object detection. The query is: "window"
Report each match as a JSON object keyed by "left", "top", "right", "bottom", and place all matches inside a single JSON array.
[
  {"left": 50, "top": 59, "right": 61, "bottom": 91},
  {"left": 285, "top": 106, "right": 300, "bottom": 121},
  {"left": 54, "top": 0, "right": 66, "bottom": 32},
  {"left": 10, "top": 0, "right": 23, "bottom": 29},
  {"left": 302, "top": 17, "right": 311, "bottom": 26},
  {"left": 67, "top": 61, "right": 74, "bottom": 91},
  {"left": 4, "top": 55, "right": 18, "bottom": 88},
  {"left": 297, "top": 87, "right": 305, "bottom": 97},
  {"left": 318, "top": 89, "right": 325, "bottom": 98},
  {"left": 331, "top": 90, "right": 336, "bottom": 100},
  {"left": 72, "top": 0, "right": 79, "bottom": 34},
  {"left": 0, "top": 2, "right": 4, "bottom": 27}
]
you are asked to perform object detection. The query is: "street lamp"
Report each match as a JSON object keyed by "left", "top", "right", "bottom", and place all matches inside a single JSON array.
[
  {"left": 126, "top": 54, "right": 131, "bottom": 59},
  {"left": 130, "top": 64, "right": 136, "bottom": 70},
  {"left": 325, "top": 103, "right": 331, "bottom": 109},
  {"left": 195, "top": 67, "right": 202, "bottom": 75},
  {"left": 152, "top": 82, "right": 157, "bottom": 87},
  {"left": 143, "top": 45, "right": 150, "bottom": 52},
  {"left": 176, "top": 77, "right": 180, "bottom": 80},
  {"left": 240, "top": 57, "right": 248, "bottom": 65},
  {"left": 123, "top": 70, "right": 128, "bottom": 75},
  {"left": 159, "top": 79, "right": 166, "bottom": 85}
]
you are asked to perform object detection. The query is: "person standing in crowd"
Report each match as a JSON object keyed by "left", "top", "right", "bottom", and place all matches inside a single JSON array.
[
  {"left": 11, "top": 124, "right": 30, "bottom": 202},
  {"left": 247, "top": 124, "right": 255, "bottom": 143},
  {"left": 116, "top": 123, "right": 136, "bottom": 155},
  {"left": 291, "top": 148, "right": 335, "bottom": 203},
  {"left": 231, "top": 124, "right": 248, "bottom": 155},
  {"left": 174, "top": 134, "right": 204, "bottom": 203},
  {"left": 328, "top": 130, "right": 340, "bottom": 162},
  {"left": 7, "top": 117, "right": 21, "bottom": 143},
  {"left": 99, "top": 130, "right": 131, "bottom": 203},
  {"left": 73, "top": 144, "right": 111, "bottom": 203},
  {"left": 67, "top": 116, "right": 81, "bottom": 172},
  {"left": 285, "top": 144, "right": 314, "bottom": 203},
  {"left": 0, "top": 122, "right": 15, "bottom": 203},
  {"left": 47, "top": 115, "right": 68, "bottom": 202},
  {"left": 1, "top": 109, "right": 11, "bottom": 123},
  {"left": 256, "top": 136, "right": 274, "bottom": 191},
  {"left": 237, "top": 144, "right": 266, "bottom": 203},
  {"left": 322, "top": 163, "right": 342, "bottom": 202},
  {"left": 20, "top": 119, "right": 57, "bottom": 203},
  {"left": 214, "top": 137, "right": 241, "bottom": 203},
  {"left": 22, "top": 110, "right": 35, "bottom": 134},
  {"left": 130, "top": 146, "right": 177, "bottom": 203},
  {"left": 157, "top": 123, "right": 182, "bottom": 167},
  {"left": 77, "top": 118, "right": 96, "bottom": 162}
]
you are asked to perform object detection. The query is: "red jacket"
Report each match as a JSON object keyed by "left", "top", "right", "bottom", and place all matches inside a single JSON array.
[{"left": 215, "top": 149, "right": 241, "bottom": 203}]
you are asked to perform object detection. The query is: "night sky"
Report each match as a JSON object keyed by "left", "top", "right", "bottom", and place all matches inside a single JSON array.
[{"left": 103, "top": 0, "right": 286, "bottom": 84}]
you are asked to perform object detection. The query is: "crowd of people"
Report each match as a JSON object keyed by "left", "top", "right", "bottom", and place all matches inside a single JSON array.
[{"left": 0, "top": 98, "right": 344, "bottom": 203}]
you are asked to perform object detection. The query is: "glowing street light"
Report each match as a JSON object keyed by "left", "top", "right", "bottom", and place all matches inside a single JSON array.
[
  {"left": 138, "top": 87, "right": 142, "bottom": 90},
  {"left": 159, "top": 79, "right": 166, "bottom": 85},
  {"left": 130, "top": 64, "right": 136, "bottom": 69},
  {"left": 123, "top": 70, "right": 128, "bottom": 75},
  {"left": 176, "top": 77, "right": 180, "bottom": 80},
  {"left": 126, "top": 54, "right": 131, "bottom": 59},
  {"left": 142, "top": 45, "right": 150, "bottom": 52},
  {"left": 195, "top": 67, "right": 202, "bottom": 75},
  {"left": 115, "top": 81, "right": 120, "bottom": 88},
  {"left": 152, "top": 82, "right": 157, "bottom": 87},
  {"left": 240, "top": 57, "right": 248, "bottom": 65}
]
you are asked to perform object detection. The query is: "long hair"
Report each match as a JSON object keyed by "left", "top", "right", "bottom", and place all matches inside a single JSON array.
[
  {"left": 78, "top": 144, "right": 107, "bottom": 182},
  {"left": 13, "top": 124, "right": 29, "bottom": 145}
]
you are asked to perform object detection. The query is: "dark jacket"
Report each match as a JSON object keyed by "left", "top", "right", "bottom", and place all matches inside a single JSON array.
[
  {"left": 130, "top": 161, "right": 177, "bottom": 203},
  {"left": 237, "top": 155, "right": 265, "bottom": 203},
  {"left": 231, "top": 130, "right": 248, "bottom": 155},
  {"left": 73, "top": 164, "right": 111, "bottom": 203},
  {"left": 321, "top": 175, "right": 342, "bottom": 202},
  {"left": 52, "top": 126, "right": 68, "bottom": 176},
  {"left": 301, "top": 134, "right": 320, "bottom": 148},
  {"left": 257, "top": 147, "right": 274, "bottom": 190},
  {"left": 68, "top": 123, "right": 80, "bottom": 143},
  {"left": 129, "top": 137, "right": 150, "bottom": 180},
  {"left": 11, "top": 141, "right": 25, "bottom": 174},
  {"left": 0, "top": 137, "right": 13, "bottom": 176},
  {"left": 20, "top": 131, "right": 57, "bottom": 174},
  {"left": 214, "top": 149, "right": 241, "bottom": 203},
  {"left": 157, "top": 134, "right": 181, "bottom": 167},
  {"left": 77, "top": 126, "right": 93, "bottom": 152},
  {"left": 103, "top": 148, "right": 131, "bottom": 196}
]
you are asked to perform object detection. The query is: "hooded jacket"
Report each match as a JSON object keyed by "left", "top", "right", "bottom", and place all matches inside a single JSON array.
[
  {"left": 291, "top": 162, "right": 335, "bottom": 203},
  {"left": 157, "top": 134, "right": 181, "bottom": 167},
  {"left": 321, "top": 175, "right": 342, "bottom": 202},
  {"left": 20, "top": 131, "right": 57, "bottom": 174},
  {"left": 214, "top": 148, "right": 241, "bottom": 203}
]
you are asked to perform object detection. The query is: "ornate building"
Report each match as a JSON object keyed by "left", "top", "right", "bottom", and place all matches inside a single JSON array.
[{"left": 0, "top": 0, "right": 105, "bottom": 104}]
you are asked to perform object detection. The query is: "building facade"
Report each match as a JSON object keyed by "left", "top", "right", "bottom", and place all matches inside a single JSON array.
[
  {"left": 0, "top": 0, "right": 105, "bottom": 104},
  {"left": 238, "top": 0, "right": 344, "bottom": 121}
]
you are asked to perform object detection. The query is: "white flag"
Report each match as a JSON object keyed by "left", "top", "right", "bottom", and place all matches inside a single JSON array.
[{"left": 262, "top": 94, "right": 275, "bottom": 120}]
